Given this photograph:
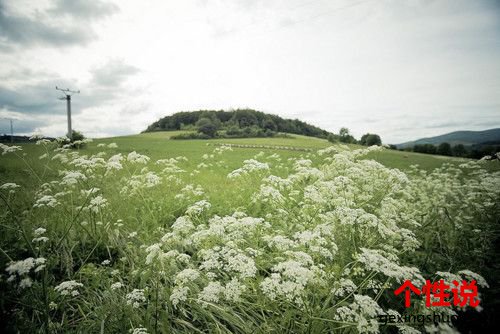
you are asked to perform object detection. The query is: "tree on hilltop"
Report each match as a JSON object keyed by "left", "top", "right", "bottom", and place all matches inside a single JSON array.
[
  {"left": 360, "top": 133, "right": 382, "bottom": 146},
  {"left": 196, "top": 118, "right": 218, "bottom": 137}
]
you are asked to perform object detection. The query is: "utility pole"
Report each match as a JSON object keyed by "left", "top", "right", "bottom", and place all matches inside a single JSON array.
[
  {"left": 56, "top": 86, "right": 79, "bottom": 141},
  {"left": 1, "top": 118, "right": 14, "bottom": 143},
  {"left": 9, "top": 119, "right": 13, "bottom": 143}
]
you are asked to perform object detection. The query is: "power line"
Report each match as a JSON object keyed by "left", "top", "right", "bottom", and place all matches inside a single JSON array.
[
  {"left": 213, "top": 0, "right": 374, "bottom": 38},
  {"left": 213, "top": 0, "right": 328, "bottom": 37},
  {"left": 184, "top": 0, "right": 325, "bottom": 27},
  {"left": 263, "top": 0, "right": 375, "bottom": 35},
  {"left": 56, "top": 86, "right": 80, "bottom": 141}
]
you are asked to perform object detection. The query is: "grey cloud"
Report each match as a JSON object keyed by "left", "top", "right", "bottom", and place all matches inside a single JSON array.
[
  {"left": 0, "top": 0, "right": 118, "bottom": 49},
  {"left": 49, "top": 0, "right": 119, "bottom": 21},
  {"left": 0, "top": 58, "right": 141, "bottom": 135},
  {"left": 0, "top": 2, "right": 93, "bottom": 48},
  {"left": 0, "top": 117, "right": 52, "bottom": 135},
  {"left": 0, "top": 80, "right": 73, "bottom": 114}
]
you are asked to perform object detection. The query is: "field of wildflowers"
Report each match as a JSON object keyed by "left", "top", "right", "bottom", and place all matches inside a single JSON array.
[{"left": 0, "top": 135, "right": 499, "bottom": 333}]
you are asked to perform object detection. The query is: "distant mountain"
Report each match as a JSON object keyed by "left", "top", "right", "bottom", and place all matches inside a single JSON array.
[{"left": 396, "top": 128, "right": 500, "bottom": 149}]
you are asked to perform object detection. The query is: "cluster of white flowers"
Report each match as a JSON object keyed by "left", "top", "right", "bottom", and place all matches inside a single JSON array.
[
  {"left": 197, "top": 162, "right": 210, "bottom": 168},
  {"left": 33, "top": 195, "right": 59, "bottom": 208},
  {"left": 0, "top": 143, "right": 22, "bottom": 155},
  {"left": 180, "top": 213, "right": 269, "bottom": 247},
  {"left": 70, "top": 155, "right": 106, "bottom": 171},
  {"left": 157, "top": 157, "right": 186, "bottom": 174},
  {"left": 145, "top": 243, "right": 163, "bottom": 265},
  {"left": 54, "top": 280, "right": 84, "bottom": 296},
  {"left": 60, "top": 170, "right": 87, "bottom": 186},
  {"left": 32, "top": 227, "right": 49, "bottom": 243},
  {"left": 263, "top": 235, "right": 296, "bottom": 251},
  {"left": 127, "top": 151, "right": 150, "bottom": 164},
  {"left": 170, "top": 286, "right": 190, "bottom": 307},
  {"left": 225, "top": 278, "right": 246, "bottom": 301},
  {"left": 262, "top": 175, "right": 293, "bottom": 190},
  {"left": 121, "top": 171, "right": 161, "bottom": 195},
  {"left": 126, "top": 289, "right": 146, "bottom": 308},
  {"left": 0, "top": 182, "right": 20, "bottom": 190},
  {"left": 97, "top": 142, "right": 118, "bottom": 149},
  {"left": 253, "top": 185, "right": 285, "bottom": 205},
  {"left": 334, "top": 294, "right": 384, "bottom": 334},
  {"left": 317, "top": 145, "right": 349, "bottom": 156},
  {"left": 356, "top": 248, "right": 424, "bottom": 284},
  {"left": 185, "top": 200, "right": 211, "bottom": 216},
  {"left": 195, "top": 277, "right": 246, "bottom": 306},
  {"left": 85, "top": 195, "right": 108, "bottom": 213},
  {"left": 199, "top": 246, "right": 257, "bottom": 279},
  {"left": 5, "top": 257, "right": 46, "bottom": 287},
  {"left": 198, "top": 281, "right": 224, "bottom": 304},
  {"left": 111, "top": 282, "right": 123, "bottom": 290},
  {"left": 174, "top": 268, "right": 200, "bottom": 285},
  {"left": 227, "top": 159, "right": 269, "bottom": 178},
  {"left": 331, "top": 278, "right": 357, "bottom": 297},
  {"left": 260, "top": 257, "right": 324, "bottom": 305},
  {"left": 171, "top": 215, "right": 195, "bottom": 235},
  {"left": 213, "top": 145, "right": 232, "bottom": 155},
  {"left": 106, "top": 153, "right": 123, "bottom": 171},
  {"left": 174, "top": 184, "right": 204, "bottom": 200}
]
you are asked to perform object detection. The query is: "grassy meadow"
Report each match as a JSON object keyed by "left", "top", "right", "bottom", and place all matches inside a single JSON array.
[{"left": 0, "top": 132, "right": 499, "bottom": 333}]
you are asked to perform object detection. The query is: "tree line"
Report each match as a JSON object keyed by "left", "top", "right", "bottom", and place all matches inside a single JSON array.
[
  {"left": 327, "top": 127, "right": 382, "bottom": 146},
  {"left": 396, "top": 142, "right": 500, "bottom": 159}
]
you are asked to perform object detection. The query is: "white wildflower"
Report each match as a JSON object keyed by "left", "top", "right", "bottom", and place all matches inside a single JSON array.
[
  {"left": 126, "top": 289, "right": 146, "bottom": 308},
  {"left": 86, "top": 195, "right": 108, "bottom": 213},
  {"left": 171, "top": 216, "right": 194, "bottom": 234},
  {"left": 60, "top": 171, "right": 87, "bottom": 185},
  {"left": 34, "top": 195, "right": 59, "bottom": 208},
  {"left": 54, "top": 280, "right": 84, "bottom": 296},
  {"left": 127, "top": 151, "right": 150, "bottom": 164},
  {"left": 174, "top": 269, "right": 200, "bottom": 285},
  {"left": 198, "top": 281, "right": 224, "bottom": 304},
  {"left": 6, "top": 257, "right": 46, "bottom": 277},
  {"left": 170, "top": 286, "right": 189, "bottom": 307},
  {"left": 19, "top": 277, "right": 33, "bottom": 289},
  {"left": 0, "top": 143, "right": 22, "bottom": 155},
  {"left": 130, "top": 327, "right": 148, "bottom": 334},
  {"left": 223, "top": 278, "right": 246, "bottom": 302},
  {"left": 111, "top": 282, "right": 123, "bottom": 290},
  {"left": 332, "top": 278, "right": 357, "bottom": 297},
  {"left": 185, "top": 200, "right": 211, "bottom": 216},
  {"left": 1, "top": 182, "right": 20, "bottom": 190}
]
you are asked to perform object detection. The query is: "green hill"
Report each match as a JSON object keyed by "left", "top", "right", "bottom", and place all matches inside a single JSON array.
[
  {"left": 396, "top": 128, "right": 500, "bottom": 148},
  {"left": 144, "top": 109, "right": 332, "bottom": 139}
]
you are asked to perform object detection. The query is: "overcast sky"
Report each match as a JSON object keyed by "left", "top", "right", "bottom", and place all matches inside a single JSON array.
[{"left": 0, "top": 0, "right": 499, "bottom": 144}]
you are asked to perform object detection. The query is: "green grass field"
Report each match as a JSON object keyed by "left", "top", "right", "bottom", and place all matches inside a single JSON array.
[
  {"left": 63, "top": 131, "right": 499, "bottom": 170},
  {"left": 1, "top": 132, "right": 499, "bottom": 333}
]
